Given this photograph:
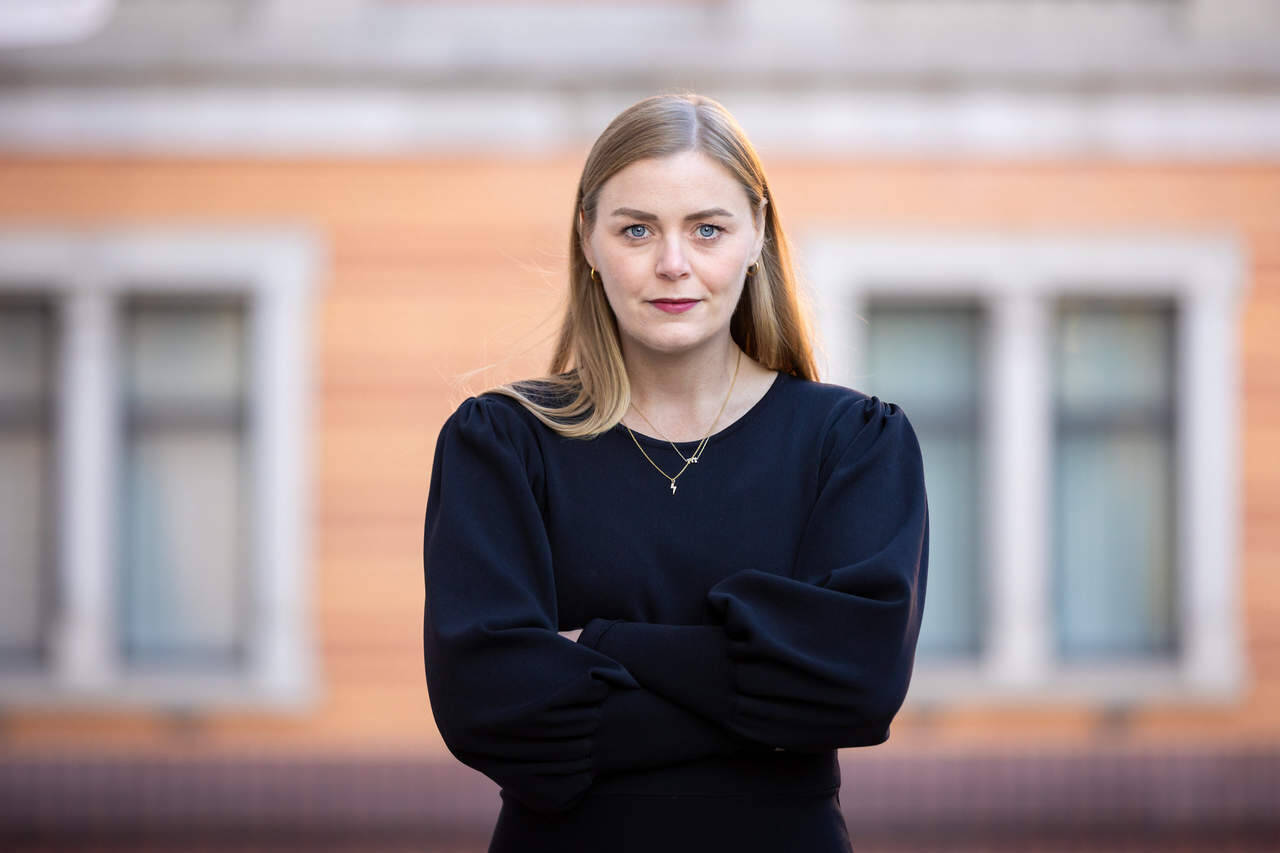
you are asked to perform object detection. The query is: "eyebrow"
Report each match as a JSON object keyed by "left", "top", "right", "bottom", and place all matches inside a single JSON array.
[{"left": 609, "top": 206, "right": 735, "bottom": 222}]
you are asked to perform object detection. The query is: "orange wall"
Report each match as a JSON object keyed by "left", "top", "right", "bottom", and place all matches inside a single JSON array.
[{"left": 0, "top": 155, "right": 1277, "bottom": 757}]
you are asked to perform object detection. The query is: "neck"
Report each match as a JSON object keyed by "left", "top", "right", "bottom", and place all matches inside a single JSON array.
[{"left": 621, "top": 337, "right": 746, "bottom": 437}]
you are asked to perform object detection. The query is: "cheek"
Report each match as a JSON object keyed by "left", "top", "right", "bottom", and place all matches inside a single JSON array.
[
  {"left": 700, "top": 254, "right": 751, "bottom": 286},
  {"left": 605, "top": 255, "right": 659, "bottom": 288}
]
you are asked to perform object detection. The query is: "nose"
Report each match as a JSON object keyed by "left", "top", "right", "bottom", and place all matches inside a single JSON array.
[{"left": 655, "top": 234, "right": 691, "bottom": 280}]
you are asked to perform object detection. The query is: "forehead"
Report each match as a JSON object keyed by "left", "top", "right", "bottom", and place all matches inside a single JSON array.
[{"left": 598, "top": 150, "right": 750, "bottom": 210}]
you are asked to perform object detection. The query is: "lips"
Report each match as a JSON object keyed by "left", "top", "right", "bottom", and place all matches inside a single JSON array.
[{"left": 650, "top": 299, "right": 699, "bottom": 314}]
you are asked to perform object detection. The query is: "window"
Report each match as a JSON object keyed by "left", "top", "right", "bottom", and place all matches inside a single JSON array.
[
  {"left": 801, "top": 233, "right": 1245, "bottom": 704},
  {"left": 0, "top": 229, "right": 321, "bottom": 710}
]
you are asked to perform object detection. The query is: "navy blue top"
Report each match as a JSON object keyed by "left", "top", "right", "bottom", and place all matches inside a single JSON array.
[{"left": 422, "top": 369, "right": 929, "bottom": 823}]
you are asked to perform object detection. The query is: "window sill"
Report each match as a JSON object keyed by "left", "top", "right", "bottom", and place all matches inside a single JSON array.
[
  {"left": 905, "top": 660, "right": 1245, "bottom": 708},
  {"left": 0, "top": 673, "right": 319, "bottom": 713}
]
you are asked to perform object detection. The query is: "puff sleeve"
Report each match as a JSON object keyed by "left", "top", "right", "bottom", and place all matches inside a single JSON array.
[
  {"left": 577, "top": 395, "right": 929, "bottom": 751},
  {"left": 423, "top": 396, "right": 762, "bottom": 815}
]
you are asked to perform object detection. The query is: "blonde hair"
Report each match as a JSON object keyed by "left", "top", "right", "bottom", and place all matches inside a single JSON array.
[{"left": 479, "top": 91, "right": 820, "bottom": 439}]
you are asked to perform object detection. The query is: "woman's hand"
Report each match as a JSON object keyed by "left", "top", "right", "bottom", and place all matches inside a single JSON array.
[{"left": 558, "top": 628, "right": 583, "bottom": 643}]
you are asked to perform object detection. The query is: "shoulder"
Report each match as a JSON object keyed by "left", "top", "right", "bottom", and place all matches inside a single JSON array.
[
  {"left": 787, "top": 377, "right": 919, "bottom": 476},
  {"left": 438, "top": 392, "right": 544, "bottom": 468}
]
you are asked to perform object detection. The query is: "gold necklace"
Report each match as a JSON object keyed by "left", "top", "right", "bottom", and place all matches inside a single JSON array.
[
  {"left": 622, "top": 349, "right": 743, "bottom": 495},
  {"left": 630, "top": 349, "right": 742, "bottom": 466}
]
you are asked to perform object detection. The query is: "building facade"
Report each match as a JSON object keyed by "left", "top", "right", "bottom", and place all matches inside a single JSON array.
[{"left": 1, "top": 0, "right": 1278, "bottom": 848}]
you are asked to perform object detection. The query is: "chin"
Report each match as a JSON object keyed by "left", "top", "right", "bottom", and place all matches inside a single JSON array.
[{"left": 630, "top": 329, "right": 715, "bottom": 354}]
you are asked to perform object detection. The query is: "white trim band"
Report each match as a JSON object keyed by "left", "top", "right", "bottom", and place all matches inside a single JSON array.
[{"left": 2, "top": 88, "right": 1280, "bottom": 158}]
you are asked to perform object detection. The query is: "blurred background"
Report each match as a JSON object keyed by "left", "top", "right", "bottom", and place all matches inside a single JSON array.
[{"left": 1, "top": 0, "right": 1277, "bottom": 850}]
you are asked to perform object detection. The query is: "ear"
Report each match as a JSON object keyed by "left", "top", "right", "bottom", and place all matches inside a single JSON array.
[
  {"left": 578, "top": 209, "right": 596, "bottom": 268},
  {"left": 751, "top": 197, "right": 768, "bottom": 260}
]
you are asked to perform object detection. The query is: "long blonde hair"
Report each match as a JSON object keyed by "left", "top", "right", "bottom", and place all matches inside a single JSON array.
[{"left": 480, "top": 91, "right": 820, "bottom": 439}]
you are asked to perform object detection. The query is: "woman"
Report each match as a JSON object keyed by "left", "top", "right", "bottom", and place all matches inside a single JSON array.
[{"left": 422, "top": 92, "right": 929, "bottom": 852}]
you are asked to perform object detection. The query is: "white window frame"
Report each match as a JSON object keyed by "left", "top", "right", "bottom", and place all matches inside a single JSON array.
[
  {"left": 0, "top": 228, "right": 322, "bottom": 711},
  {"left": 800, "top": 231, "right": 1247, "bottom": 706}
]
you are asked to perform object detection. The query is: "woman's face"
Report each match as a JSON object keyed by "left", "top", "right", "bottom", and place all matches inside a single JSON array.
[{"left": 581, "top": 149, "right": 766, "bottom": 359}]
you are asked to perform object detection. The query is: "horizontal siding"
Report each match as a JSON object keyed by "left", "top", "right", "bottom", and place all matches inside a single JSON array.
[{"left": 0, "top": 155, "right": 1277, "bottom": 755}]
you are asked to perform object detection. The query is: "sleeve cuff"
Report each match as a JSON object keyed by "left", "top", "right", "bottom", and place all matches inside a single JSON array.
[
  {"left": 588, "top": 621, "right": 736, "bottom": 725},
  {"left": 578, "top": 617, "right": 623, "bottom": 651},
  {"left": 591, "top": 683, "right": 754, "bottom": 776}
]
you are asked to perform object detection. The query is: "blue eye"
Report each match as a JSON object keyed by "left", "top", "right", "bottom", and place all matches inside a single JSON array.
[
  {"left": 624, "top": 224, "right": 648, "bottom": 239},
  {"left": 697, "top": 224, "right": 722, "bottom": 239}
]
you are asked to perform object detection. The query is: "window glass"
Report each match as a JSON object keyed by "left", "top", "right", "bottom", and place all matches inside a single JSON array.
[
  {"left": 0, "top": 296, "right": 56, "bottom": 667},
  {"left": 866, "top": 301, "right": 986, "bottom": 659},
  {"left": 119, "top": 297, "right": 250, "bottom": 667},
  {"left": 1052, "top": 299, "right": 1178, "bottom": 659}
]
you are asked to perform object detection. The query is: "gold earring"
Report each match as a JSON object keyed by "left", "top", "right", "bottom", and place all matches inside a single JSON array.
[
  {"left": 746, "top": 261, "right": 759, "bottom": 276},
  {"left": 590, "top": 267, "right": 601, "bottom": 283}
]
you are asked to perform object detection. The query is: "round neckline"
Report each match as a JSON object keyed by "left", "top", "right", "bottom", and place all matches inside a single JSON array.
[{"left": 615, "top": 370, "right": 788, "bottom": 448}]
